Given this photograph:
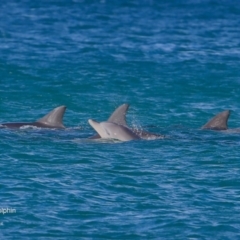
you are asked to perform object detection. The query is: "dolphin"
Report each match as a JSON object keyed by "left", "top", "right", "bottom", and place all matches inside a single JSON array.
[
  {"left": 88, "top": 119, "right": 140, "bottom": 141},
  {"left": 0, "top": 105, "right": 66, "bottom": 129},
  {"left": 88, "top": 103, "right": 164, "bottom": 141},
  {"left": 201, "top": 110, "right": 230, "bottom": 130},
  {"left": 89, "top": 103, "right": 129, "bottom": 139}
]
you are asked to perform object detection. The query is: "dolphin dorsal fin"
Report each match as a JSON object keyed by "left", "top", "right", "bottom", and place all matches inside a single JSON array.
[
  {"left": 36, "top": 106, "right": 66, "bottom": 128},
  {"left": 201, "top": 110, "right": 230, "bottom": 130},
  {"left": 107, "top": 103, "right": 129, "bottom": 126}
]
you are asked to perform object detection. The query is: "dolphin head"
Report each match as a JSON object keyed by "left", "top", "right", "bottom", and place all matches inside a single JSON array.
[
  {"left": 88, "top": 119, "right": 110, "bottom": 139},
  {"left": 88, "top": 119, "right": 140, "bottom": 141}
]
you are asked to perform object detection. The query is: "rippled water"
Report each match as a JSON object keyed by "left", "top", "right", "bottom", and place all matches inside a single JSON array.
[{"left": 1, "top": 0, "right": 240, "bottom": 239}]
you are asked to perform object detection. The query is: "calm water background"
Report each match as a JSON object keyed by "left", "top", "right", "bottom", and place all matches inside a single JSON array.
[{"left": 1, "top": 0, "right": 240, "bottom": 239}]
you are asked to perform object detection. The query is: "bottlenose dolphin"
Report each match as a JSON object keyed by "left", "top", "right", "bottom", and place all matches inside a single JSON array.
[
  {"left": 89, "top": 103, "right": 164, "bottom": 141},
  {"left": 201, "top": 110, "right": 230, "bottom": 130},
  {"left": 89, "top": 103, "right": 129, "bottom": 139},
  {"left": 0, "top": 105, "right": 66, "bottom": 129},
  {"left": 88, "top": 119, "right": 140, "bottom": 141}
]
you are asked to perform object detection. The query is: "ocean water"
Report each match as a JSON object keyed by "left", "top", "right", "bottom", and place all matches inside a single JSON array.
[{"left": 1, "top": 0, "right": 240, "bottom": 239}]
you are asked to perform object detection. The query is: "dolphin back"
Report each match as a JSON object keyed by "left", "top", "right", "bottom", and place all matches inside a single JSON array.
[
  {"left": 201, "top": 110, "right": 230, "bottom": 130},
  {"left": 36, "top": 105, "right": 66, "bottom": 128}
]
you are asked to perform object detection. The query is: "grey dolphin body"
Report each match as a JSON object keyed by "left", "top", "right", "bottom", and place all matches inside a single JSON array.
[
  {"left": 89, "top": 103, "right": 130, "bottom": 139},
  {"left": 0, "top": 106, "right": 66, "bottom": 129},
  {"left": 89, "top": 103, "right": 164, "bottom": 141},
  {"left": 88, "top": 119, "right": 140, "bottom": 141},
  {"left": 201, "top": 110, "right": 230, "bottom": 130}
]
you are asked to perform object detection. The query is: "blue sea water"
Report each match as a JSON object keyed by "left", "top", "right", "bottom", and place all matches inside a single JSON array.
[{"left": 1, "top": 0, "right": 240, "bottom": 239}]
